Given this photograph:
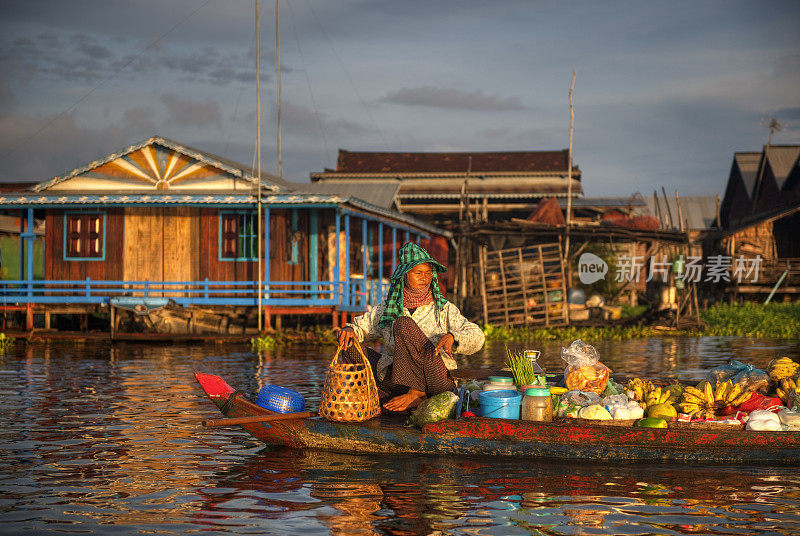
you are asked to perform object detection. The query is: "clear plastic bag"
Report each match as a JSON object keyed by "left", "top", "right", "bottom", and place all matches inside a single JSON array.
[
  {"left": 706, "top": 360, "right": 748, "bottom": 387},
  {"left": 732, "top": 365, "right": 772, "bottom": 394},
  {"left": 561, "top": 390, "right": 601, "bottom": 407},
  {"left": 561, "top": 339, "right": 611, "bottom": 394}
]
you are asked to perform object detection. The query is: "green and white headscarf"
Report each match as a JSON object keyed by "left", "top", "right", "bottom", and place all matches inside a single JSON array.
[{"left": 378, "top": 242, "right": 448, "bottom": 328}]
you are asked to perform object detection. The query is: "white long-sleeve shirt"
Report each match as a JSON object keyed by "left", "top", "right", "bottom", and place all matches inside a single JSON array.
[{"left": 345, "top": 300, "right": 485, "bottom": 380}]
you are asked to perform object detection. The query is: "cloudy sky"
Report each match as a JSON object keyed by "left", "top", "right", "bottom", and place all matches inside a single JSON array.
[{"left": 0, "top": 0, "right": 798, "bottom": 197}]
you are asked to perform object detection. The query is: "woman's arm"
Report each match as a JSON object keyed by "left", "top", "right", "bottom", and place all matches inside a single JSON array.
[
  {"left": 444, "top": 301, "right": 485, "bottom": 355},
  {"left": 344, "top": 302, "right": 386, "bottom": 343}
]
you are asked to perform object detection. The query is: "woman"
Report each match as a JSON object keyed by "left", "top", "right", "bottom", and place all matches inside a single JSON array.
[{"left": 337, "top": 242, "right": 485, "bottom": 412}]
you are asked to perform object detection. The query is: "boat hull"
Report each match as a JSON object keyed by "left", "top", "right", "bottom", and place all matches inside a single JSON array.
[{"left": 195, "top": 373, "right": 800, "bottom": 465}]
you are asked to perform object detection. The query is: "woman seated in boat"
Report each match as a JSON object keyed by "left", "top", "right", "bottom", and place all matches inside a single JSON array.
[{"left": 337, "top": 242, "right": 485, "bottom": 413}]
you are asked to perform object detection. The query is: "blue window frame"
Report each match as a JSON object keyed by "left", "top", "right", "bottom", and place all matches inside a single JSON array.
[
  {"left": 219, "top": 211, "right": 257, "bottom": 261},
  {"left": 64, "top": 212, "right": 106, "bottom": 261}
]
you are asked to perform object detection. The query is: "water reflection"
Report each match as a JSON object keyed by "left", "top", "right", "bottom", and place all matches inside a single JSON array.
[
  {"left": 1, "top": 338, "right": 800, "bottom": 535},
  {"left": 199, "top": 448, "right": 800, "bottom": 535}
]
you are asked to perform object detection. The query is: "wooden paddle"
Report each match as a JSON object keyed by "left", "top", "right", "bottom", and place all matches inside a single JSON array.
[{"left": 202, "top": 411, "right": 315, "bottom": 427}]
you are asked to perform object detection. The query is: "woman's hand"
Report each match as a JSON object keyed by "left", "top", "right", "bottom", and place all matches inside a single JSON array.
[
  {"left": 337, "top": 327, "right": 357, "bottom": 349},
  {"left": 434, "top": 332, "right": 455, "bottom": 358}
]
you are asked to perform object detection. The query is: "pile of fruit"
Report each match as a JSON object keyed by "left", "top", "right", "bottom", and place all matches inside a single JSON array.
[
  {"left": 677, "top": 380, "right": 752, "bottom": 420},
  {"left": 621, "top": 357, "right": 800, "bottom": 423}
]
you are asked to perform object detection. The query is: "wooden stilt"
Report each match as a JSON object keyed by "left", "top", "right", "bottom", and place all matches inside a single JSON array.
[
  {"left": 264, "top": 306, "right": 272, "bottom": 331},
  {"left": 26, "top": 303, "right": 33, "bottom": 331}
]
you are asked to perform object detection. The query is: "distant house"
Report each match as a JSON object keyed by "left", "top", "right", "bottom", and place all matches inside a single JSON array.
[
  {"left": 310, "top": 149, "right": 582, "bottom": 225},
  {"left": 0, "top": 137, "right": 447, "bottom": 333},
  {"left": 718, "top": 145, "right": 800, "bottom": 299}
]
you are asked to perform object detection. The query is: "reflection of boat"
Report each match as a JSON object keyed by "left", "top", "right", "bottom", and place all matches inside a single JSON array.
[{"left": 196, "top": 373, "right": 800, "bottom": 465}]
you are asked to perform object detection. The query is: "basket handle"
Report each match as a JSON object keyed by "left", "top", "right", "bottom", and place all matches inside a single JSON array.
[{"left": 330, "top": 339, "right": 370, "bottom": 368}]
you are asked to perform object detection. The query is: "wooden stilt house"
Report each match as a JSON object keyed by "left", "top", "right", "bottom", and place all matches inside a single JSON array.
[{"left": 0, "top": 137, "right": 448, "bottom": 334}]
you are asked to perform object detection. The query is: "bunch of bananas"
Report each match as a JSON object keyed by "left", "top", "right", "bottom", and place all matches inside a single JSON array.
[
  {"left": 776, "top": 377, "right": 800, "bottom": 407},
  {"left": 767, "top": 357, "right": 800, "bottom": 381},
  {"left": 626, "top": 378, "right": 682, "bottom": 409},
  {"left": 678, "top": 380, "right": 751, "bottom": 419}
]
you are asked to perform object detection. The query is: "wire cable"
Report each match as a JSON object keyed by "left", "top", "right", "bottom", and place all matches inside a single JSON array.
[
  {"left": 287, "top": 0, "right": 332, "bottom": 164},
  {"left": 305, "top": 0, "right": 388, "bottom": 147}
]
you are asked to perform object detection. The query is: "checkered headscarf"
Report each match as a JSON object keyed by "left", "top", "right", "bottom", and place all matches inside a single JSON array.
[{"left": 378, "top": 242, "right": 448, "bottom": 328}]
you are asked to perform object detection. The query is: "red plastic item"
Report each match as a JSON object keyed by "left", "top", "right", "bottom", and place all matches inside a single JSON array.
[{"left": 736, "top": 392, "right": 783, "bottom": 413}]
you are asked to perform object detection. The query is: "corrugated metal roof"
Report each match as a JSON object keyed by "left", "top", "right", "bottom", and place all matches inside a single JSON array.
[
  {"left": 734, "top": 152, "right": 761, "bottom": 199},
  {"left": 645, "top": 195, "right": 718, "bottom": 230},
  {"left": 556, "top": 196, "right": 646, "bottom": 208},
  {"left": 291, "top": 181, "right": 400, "bottom": 209},
  {"left": 333, "top": 148, "right": 579, "bottom": 174},
  {"left": 767, "top": 146, "right": 800, "bottom": 190}
]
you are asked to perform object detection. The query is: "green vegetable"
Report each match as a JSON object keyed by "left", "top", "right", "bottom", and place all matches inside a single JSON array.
[
  {"left": 409, "top": 392, "right": 459, "bottom": 427},
  {"left": 505, "top": 347, "right": 542, "bottom": 386},
  {"left": 635, "top": 417, "right": 668, "bottom": 428}
]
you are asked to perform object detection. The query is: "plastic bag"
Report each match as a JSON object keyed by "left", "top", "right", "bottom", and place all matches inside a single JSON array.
[
  {"left": 561, "top": 390, "right": 601, "bottom": 407},
  {"left": 732, "top": 365, "right": 772, "bottom": 394},
  {"left": 561, "top": 340, "right": 611, "bottom": 394},
  {"left": 737, "top": 392, "right": 783, "bottom": 413},
  {"left": 706, "top": 360, "right": 748, "bottom": 387},
  {"left": 602, "top": 394, "right": 629, "bottom": 414},
  {"left": 409, "top": 391, "right": 458, "bottom": 427}
]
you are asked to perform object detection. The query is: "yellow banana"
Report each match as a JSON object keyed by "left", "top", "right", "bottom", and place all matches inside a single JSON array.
[
  {"left": 727, "top": 382, "right": 743, "bottom": 404},
  {"left": 684, "top": 386, "right": 705, "bottom": 399},
  {"left": 682, "top": 393, "right": 704, "bottom": 404},
  {"left": 730, "top": 390, "right": 752, "bottom": 407},
  {"left": 703, "top": 382, "right": 714, "bottom": 405}
]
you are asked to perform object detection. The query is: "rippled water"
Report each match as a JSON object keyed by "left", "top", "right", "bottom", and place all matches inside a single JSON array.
[{"left": 1, "top": 337, "right": 800, "bottom": 535}]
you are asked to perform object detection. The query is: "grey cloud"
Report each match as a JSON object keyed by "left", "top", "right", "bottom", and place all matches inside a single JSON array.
[
  {"left": 274, "top": 101, "right": 372, "bottom": 139},
  {"left": 159, "top": 93, "right": 222, "bottom": 130},
  {"left": 70, "top": 33, "right": 113, "bottom": 59},
  {"left": 0, "top": 108, "right": 158, "bottom": 181},
  {"left": 0, "top": 77, "right": 14, "bottom": 109},
  {"left": 382, "top": 86, "right": 526, "bottom": 111}
]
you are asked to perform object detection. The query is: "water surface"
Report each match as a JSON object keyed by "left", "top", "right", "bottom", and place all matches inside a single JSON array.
[{"left": 1, "top": 337, "right": 799, "bottom": 535}]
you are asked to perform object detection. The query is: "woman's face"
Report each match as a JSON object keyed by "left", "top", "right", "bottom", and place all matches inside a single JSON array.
[{"left": 405, "top": 263, "right": 433, "bottom": 290}]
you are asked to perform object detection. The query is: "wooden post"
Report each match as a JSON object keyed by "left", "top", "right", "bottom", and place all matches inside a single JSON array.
[
  {"left": 675, "top": 190, "right": 685, "bottom": 232},
  {"left": 497, "top": 252, "right": 510, "bottom": 326},
  {"left": 109, "top": 306, "right": 114, "bottom": 340},
  {"left": 26, "top": 303, "right": 33, "bottom": 331},
  {"left": 478, "top": 245, "right": 489, "bottom": 325},
  {"left": 538, "top": 246, "right": 550, "bottom": 327},
  {"left": 518, "top": 248, "right": 530, "bottom": 327},
  {"left": 661, "top": 187, "right": 674, "bottom": 229}
]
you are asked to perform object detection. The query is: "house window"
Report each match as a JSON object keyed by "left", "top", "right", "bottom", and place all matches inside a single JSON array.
[
  {"left": 64, "top": 213, "right": 105, "bottom": 260},
  {"left": 220, "top": 211, "right": 257, "bottom": 260}
]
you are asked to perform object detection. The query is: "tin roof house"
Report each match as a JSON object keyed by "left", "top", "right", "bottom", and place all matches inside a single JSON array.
[
  {"left": 310, "top": 149, "right": 582, "bottom": 226},
  {"left": 0, "top": 137, "right": 447, "bottom": 335}
]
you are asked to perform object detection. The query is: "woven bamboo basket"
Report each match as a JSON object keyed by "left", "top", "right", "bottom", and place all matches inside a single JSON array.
[{"left": 318, "top": 342, "right": 380, "bottom": 422}]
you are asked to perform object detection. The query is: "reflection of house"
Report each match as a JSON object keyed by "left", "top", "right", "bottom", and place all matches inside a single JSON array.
[
  {"left": 0, "top": 137, "right": 447, "bottom": 334},
  {"left": 718, "top": 145, "right": 800, "bottom": 298},
  {"left": 310, "top": 149, "right": 582, "bottom": 225}
]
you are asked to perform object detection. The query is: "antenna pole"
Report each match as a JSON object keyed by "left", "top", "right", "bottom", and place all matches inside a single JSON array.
[
  {"left": 276, "top": 0, "right": 282, "bottom": 180},
  {"left": 256, "top": 0, "right": 263, "bottom": 332}
]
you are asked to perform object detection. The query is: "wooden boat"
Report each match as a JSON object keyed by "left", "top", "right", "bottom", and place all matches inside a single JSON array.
[{"left": 196, "top": 372, "right": 800, "bottom": 465}]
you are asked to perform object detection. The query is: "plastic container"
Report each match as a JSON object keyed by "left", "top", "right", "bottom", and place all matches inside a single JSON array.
[
  {"left": 521, "top": 387, "right": 553, "bottom": 422},
  {"left": 524, "top": 350, "right": 546, "bottom": 386},
  {"left": 483, "top": 376, "right": 515, "bottom": 391},
  {"left": 255, "top": 385, "right": 305, "bottom": 414},
  {"left": 567, "top": 288, "right": 586, "bottom": 305},
  {"left": 479, "top": 389, "right": 522, "bottom": 420}
]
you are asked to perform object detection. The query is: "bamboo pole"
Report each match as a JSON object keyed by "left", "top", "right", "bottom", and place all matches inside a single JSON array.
[
  {"left": 675, "top": 190, "right": 684, "bottom": 233},
  {"left": 564, "top": 70, "right": 576, "bottom": 286},
  {"left": 203, "top": 411, "right": 314, "bottom": 427},
  {"left": 661, "top": 187, "right": 674, "bottom": 229}
]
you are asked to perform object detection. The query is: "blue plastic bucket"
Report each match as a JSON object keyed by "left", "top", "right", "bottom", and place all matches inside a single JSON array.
[
  {"left": 255, "top": 385, "right": 305, "bottom": 414},
  {"left": 479, "top": 389, "right": 522, "bottom": 420}
]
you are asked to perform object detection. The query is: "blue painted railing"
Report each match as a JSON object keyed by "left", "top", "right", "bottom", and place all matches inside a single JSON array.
[{"left": 0, "top": 278, "right": 391, "bottom": 310}]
